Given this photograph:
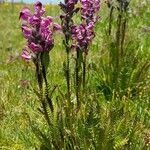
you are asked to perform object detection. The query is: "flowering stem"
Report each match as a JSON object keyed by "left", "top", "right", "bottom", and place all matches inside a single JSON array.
[
  {"left": 76, "top": 48, "right": 81, "bottom": 109},
  {"left": 116, "top": 10, "right": 122, "bottom": 64},
  {"left": 41, "top": 53, "right": 54, "bottom": 112},
  {"left": 114, "top": 7, "right": 123, "bottom": 89},
  {"left": 61, "top": 16, "right": 72, "bottom": 105},
  {"left": 121, "top": 12, "right": 127, "bottom": 56},
  {"left": 66, "top": 44, "right": 71, "bottom": 104},
  {"left": 108, "top": 6, "right": 114, "bottom": 35},
  {"left": 36, "top": 61, "right": 43, "bottom": 92},
  {"left": 82, "top": 53, "right": 87, "bottom": 90},
  {"left": 113, "top": 0, "right": 129, "bottom": 92},
  {"left": 35, "top": 61, "right": 51, "bottom": 126}
]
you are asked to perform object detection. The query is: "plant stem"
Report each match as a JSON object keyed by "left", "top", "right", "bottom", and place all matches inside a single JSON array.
[
  {"left": 66, "top": 47, "right": 71, "bottom": 104},
  {"left": 116, "top": 10, "right": 122, "bottom": 67},
  {"left": 41, "top": 63, "right": 54, "bottom": 112},
  {"left": 36, "top": 61, "right": 43, "bottom": 92},
  {"left": 114, "top": 8, "right": 123, "bottom": 90},
  {"left": 62, "top": 15, "right": 72, "bottom": 104},
  {"left": 121, "top": 13, "right": 127, "bottom": 56},
  {"left": 83, "top": 53, "right": 87, "bottom": 90},
  {"left": 108, "top": 6, "right": 114, "bottom": 35},
  {"left": 35, "top": 61, "right": 51, "bottom": 126},
  {"left": 76, "top": 48, "right": 80, "bottom": 108}
]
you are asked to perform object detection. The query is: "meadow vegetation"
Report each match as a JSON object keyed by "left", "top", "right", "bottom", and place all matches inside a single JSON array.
[{"left": 0, "top": 1, "right": 150, "bottom": 149}]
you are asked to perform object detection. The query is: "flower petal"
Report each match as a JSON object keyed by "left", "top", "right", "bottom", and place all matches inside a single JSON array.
[
  {"left": 19, "top": 7, "right": 31, "bottom": 20},
  {"left": 21, "top": 25, "right": 32, "bottom": 39},
  {"left": 34, "top": 1, "right": 45, "bottom": 16},
  {"left": 53, "top": 23, "right": 62, "bottom": 31},
  {"left": 21, "top": 48, "right": 31, "bottom": 60},
  {"left": 28, "top": 42, "right": 43, "bottom": 52}
]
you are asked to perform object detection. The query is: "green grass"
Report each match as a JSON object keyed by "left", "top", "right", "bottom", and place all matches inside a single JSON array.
[{"left": 0, "top": 1, "right": 150, "bottom": 149}]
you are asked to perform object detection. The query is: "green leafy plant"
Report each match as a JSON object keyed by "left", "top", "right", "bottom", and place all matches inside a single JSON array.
[{"left": 95, "top": 0, "right": 150, "bottom": 100}]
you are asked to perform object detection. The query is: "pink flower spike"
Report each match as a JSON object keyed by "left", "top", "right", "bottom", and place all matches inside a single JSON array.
[
  {"left": 21, "top": 48, "right": 31, "bottom": 60},
  {"left": 20, "top": 2, "right": 55, "bottom": 55},
  {"left": 19, "top": 7, "right": 31, "bottom": 20}
]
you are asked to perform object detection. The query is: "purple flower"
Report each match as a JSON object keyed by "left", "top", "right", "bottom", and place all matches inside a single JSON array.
[
  {"left": 19, "top": 7, "right": 31, "bottom": 20},
  {"left": 29, "top": 15, "right": 41, "bottom": 26},
  {"left": 71, "top": 0, "right": 100, "bottom": 53},
  {"left": 53, "top": 23, "right": 62, "bottom": 31},
  {"left": 80, "top": 0, "right": 101, "bottom": 22},
  {"left": 20, "top": 79, "right": 30, "bottom": 87},
  {"left": 41, "top": 16, "right": 53, "bottom": 27},
  {"left": 21, "top": 25, "right": 32, "bottom": 39},
  {"left": 20, "top": 1, "right": 60, "bottom": 60},
  {"left": 34, "top": 1, "right": 45, "bottom": 16},
  {"left": 59, "top": 0, "right": 78, "bottom": 13},
  {"left": 72, "top": 22, "right": 95, "bottom": 52},
  {"left": 21, "top": 48, "right": 31, "bottom": 60},
  {"left": 66, "top": 0, "right": 78, "bottom": 7},
  {"left": 28, "top": 42, "right": 42, "bottom": 52}
]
